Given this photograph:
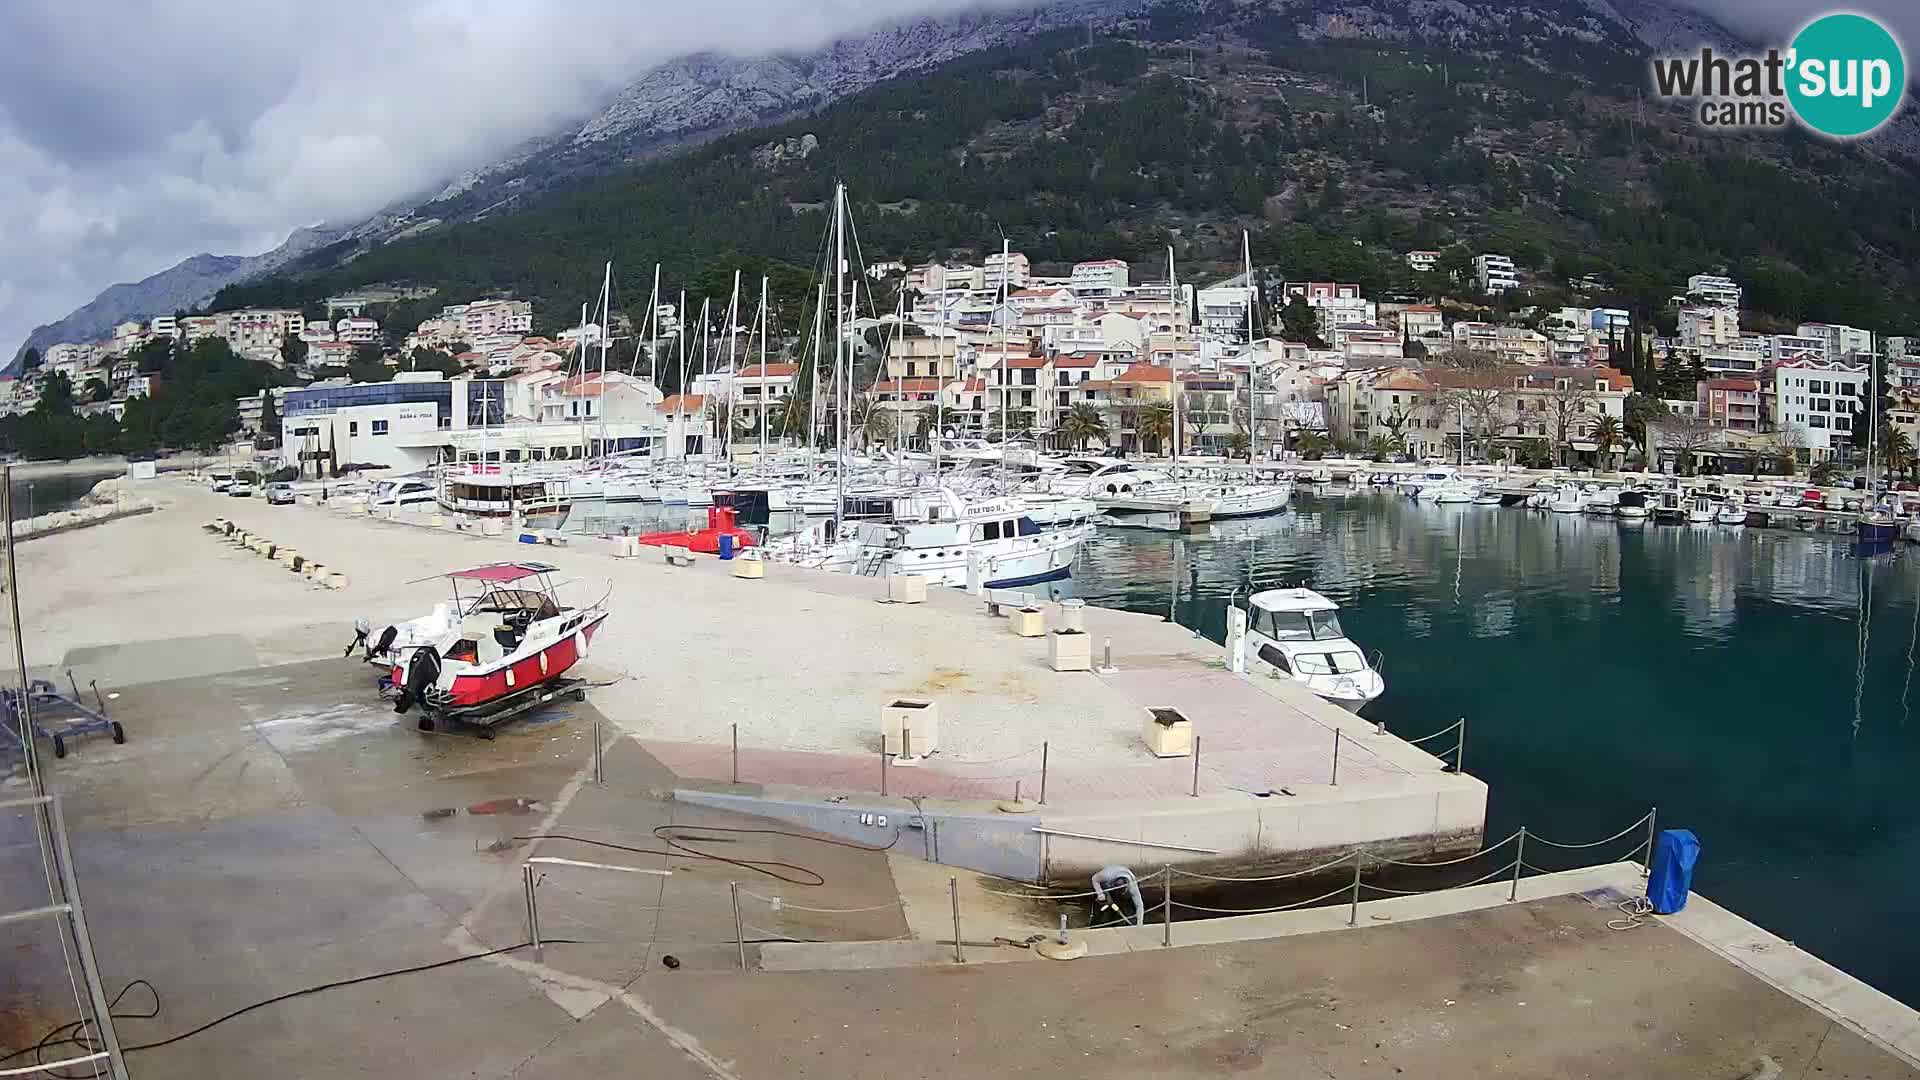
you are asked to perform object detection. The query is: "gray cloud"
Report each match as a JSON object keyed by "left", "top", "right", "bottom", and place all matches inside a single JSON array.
[
  {"left": 1673, "top": 0, "right": 1920, "bottom": 52},
  {"left": 0, "top": 0, "right": 1042, "bottom": 358}
]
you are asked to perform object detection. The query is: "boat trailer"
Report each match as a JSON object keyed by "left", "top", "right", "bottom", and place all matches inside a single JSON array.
[
  {"left": 1, "top": 672, "right": 126, "bottom": 762},
  {"left": 378, "top": 670, "right": 588, "bottom": 739}
]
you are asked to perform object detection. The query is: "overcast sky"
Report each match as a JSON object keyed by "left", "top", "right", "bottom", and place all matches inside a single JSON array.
[{"left": 0, "top": 0, "right": 1913, "bottom": 360}]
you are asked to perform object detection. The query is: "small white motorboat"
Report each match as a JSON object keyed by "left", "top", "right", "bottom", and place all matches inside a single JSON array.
[
  {"left": 1240, "top": 588, "right": 1385, "bottom": 714},
  {"left": 1714, "top": 502, "right": 1748, "bottom": 525},
  {"left": 1687, "top": 495, "right": 1717, "bottom": 525}
]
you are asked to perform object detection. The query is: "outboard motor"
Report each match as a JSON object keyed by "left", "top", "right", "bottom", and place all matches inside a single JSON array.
[
  {"left": 393, "top": 647, "right": 442, "bottom": 717},
  {"left": 368, "top": 624, "right": 398, "bottom": 662}
]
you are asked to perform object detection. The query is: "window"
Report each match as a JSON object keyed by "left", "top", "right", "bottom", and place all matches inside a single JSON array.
[
  {"left": 1254, "top": 607, "right": 1344, "bottom": 641},
  {"left": 1834, "top": 415, "right": 1851, "bottom": 431},
  {"left": 979, "top": 521, "right": 1001, "bottom": 541},
  {"left": 371, "top": 419, "right": 388, "bottom": 435},
  {"left": 1810, "top": 415, "right": 1829, "bottom": 429}
]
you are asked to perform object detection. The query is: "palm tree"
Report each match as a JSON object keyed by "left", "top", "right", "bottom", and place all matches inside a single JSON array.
[
  {"left": 1137, "top": 402, "right": 1175, "bottom": 455},
  {"left": 863, "top": 406, "right": 896, "bottom": 447},
  {"left": 1058, "top": 403, "right": 1108, "bottom": 450},
  {"left": 1591, "top": 414, "right": 1623, "bottom": 471},
  {"left": 1295, "top": 431, "right": 1330, "bottom": 460},
  {"left": 1225, "top": 429, "right": 1251, "bottom": 459},
  {"left": 774, "top": 393, "right": 808, "bottom": 442},
  {"left": 1366, "top": 435, "right": 1396, "bottom": 462},
  {"left": 1882, "top": 427, "right": 1916, "bottom": 480}
]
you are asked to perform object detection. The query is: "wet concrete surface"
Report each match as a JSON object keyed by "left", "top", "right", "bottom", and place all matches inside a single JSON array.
[{"left": 3, "top": 653, "right": 1915, "bottom": 1078}]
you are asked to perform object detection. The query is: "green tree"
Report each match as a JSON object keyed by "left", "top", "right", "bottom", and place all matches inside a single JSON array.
[
  {"left": 1366, "top": 434, "right": 1397, "bottom": 462},
  {"left": 1278, "top": 296, "right": 1323, "bottom": 347},
  {"left": 1295, "top": 430, "right": 1331, "bottom": 459},
  {"left": 1591, "top": 413, "right": 1623, "bottom": 470},
  {"left": 81, "top": 378, "right": 109, "bottom": 404},
  {"left": 1058, "top": 402, "right": 1108, "bottom": 450},
  {"left": 1137, "top": 402, "right": 1174, "bottom": 454}
]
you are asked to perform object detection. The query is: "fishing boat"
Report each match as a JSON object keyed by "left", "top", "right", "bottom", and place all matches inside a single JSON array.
[
  {"left": 361, "top": 562, "right": 609, "bottom": 732},
  {"left": 1652, "top": 488, "right": 1687, "bottom": 524},
  {"left": 1240, "top": 588, "right": 1385, "bottom": 714}
]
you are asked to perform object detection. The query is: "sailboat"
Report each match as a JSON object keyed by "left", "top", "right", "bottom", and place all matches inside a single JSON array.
[{"left": 1856, "top": 337, "right": 1899, "bottom": 545}]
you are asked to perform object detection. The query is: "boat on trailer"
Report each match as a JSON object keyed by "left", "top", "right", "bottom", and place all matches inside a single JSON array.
[{"left": 360, "top": 562, "right": 609, "bottom": 734}]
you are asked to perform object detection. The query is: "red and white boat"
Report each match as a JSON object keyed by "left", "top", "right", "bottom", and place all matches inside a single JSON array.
[{"left": 361, "top": 561, "right": 609, "bottom": 731}]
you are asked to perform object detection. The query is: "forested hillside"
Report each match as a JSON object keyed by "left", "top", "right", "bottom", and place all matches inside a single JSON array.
[{"left": 216, "top": 0, "right": 1920, "bottom": 342}]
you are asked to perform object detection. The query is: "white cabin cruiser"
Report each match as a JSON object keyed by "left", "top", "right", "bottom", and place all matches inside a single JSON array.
[
  {"left": 1240, "top": 589, "right": 1385, "bottom": 714},
  {"left": 1049, "top": 458, "right": 1170, "bottom": 498},
  {"left": 768, "top": 489, "right": 1091, "bottom": 590},
  {"left": 1397, "top": 466, "right": 1459, "bottom": 497}
]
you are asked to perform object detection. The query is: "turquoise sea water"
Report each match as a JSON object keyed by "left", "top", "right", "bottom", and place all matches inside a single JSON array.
[{"left": 1069, "top": 489, "right": 1920, "bottom": 1008}]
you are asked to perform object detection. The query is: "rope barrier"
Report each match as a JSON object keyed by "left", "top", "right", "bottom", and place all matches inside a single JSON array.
[
  {"left": 1366, "top": 830, "right": 1521, "bottom": 868},
  {"left": 738, "top": 892, "right": 906, "bottom": 915},
  {"left": 1361, "top": 858, "right": 1521, "bottom": 895},
  {"left": 1401, "top": 719, "right": 1464, "bottom": 745},
  {"left": 1169, "top": 850, "right": 1358, "bottom": 883},
  {"left": 1526, "top": 811, "right": 1655, "bottom": 850},
  {"left": 1170, "top": 881, "right": 1355, "bottom": 916}
]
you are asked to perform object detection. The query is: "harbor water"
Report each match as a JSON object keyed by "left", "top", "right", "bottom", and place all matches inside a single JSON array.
[
  {"left": 1069, "top": 488, "right": 1920, "bottom": 1009},
  {"left": 5, "top": 467, "right": 121, "bottom": 521}
]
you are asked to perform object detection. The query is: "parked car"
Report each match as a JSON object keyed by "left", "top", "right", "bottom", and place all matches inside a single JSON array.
[
  {"left": 227, "top": 482, "right": 255, "bottom": 498},
  {"left": 265, "top": 482, "right": 295, "bottom": 505}
]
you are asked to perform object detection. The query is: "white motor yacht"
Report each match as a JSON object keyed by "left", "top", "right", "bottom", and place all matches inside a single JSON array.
[
  {"left": 1686, "top": 494, "right": 1717, "bottom": 525},
  {"left": 1583, "top": 489, "right": 1619, "bottom": 517},
  {"left": 1430, "top": 480, "right": 1479, "bottom": 504},
  {"left": 1714, "top": 501, "right": 1748, "bottom": 525},
  {"left": 367, "top": 474, "right": 438, "bottom": 510},
  {"left": 1397, "top": 466, "right": 1459, "bottom": 497},
  {"left": 1240, "top": 589, "right": 1385, "bottom": 714},
  {"left": 1615, "top": 490, "right": 1650, "bottom": 521},
  {"left": 766, "top": 490, "right": 1091, "bottom": 590},
  {"left": 1547, "top": 484, "right": 1587, "bottom": 513},
  {"left": 1048, "top": 457, "right": 1170, "bottom": 498}
]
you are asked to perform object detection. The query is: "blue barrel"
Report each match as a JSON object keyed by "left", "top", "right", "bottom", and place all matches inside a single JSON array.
[
  {"left": 718, "top": 534, "right": 736, "bottom": 561},
  {"left": 1647, "top": 829, "right": 1699, "bottom": 914}
]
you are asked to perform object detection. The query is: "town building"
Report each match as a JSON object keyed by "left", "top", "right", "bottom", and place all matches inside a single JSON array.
[
  {"left": 1069, "top": 259, "right": 1128, "bottom": 297},
  {"left": 278, "top": 373, "right": 458, "bottom": 475},
  {"left": 335, "top": 317, "right": 381, "bottom": 344},
  {"left": 1397, "top": 305, "right": 1445, "bottom": 342},
  {"left": 1699, "top": 378, "right": 1763, "bottom": 433},
  {"left": 727, "top": 363, "right": 801, "bottom": 438},
  {"left": 1678, "top": 306, "right": 1740, "bottom": 350},
  {"left": 1195, "top": 285, "right": 1257, "bottom": 338},
  {"left": 1771, "top": 358, "right": 1869, "bottom": 461},
  {"left": 1404, "top": 250, "right": 1440, "bottom": 273},
  {"left": 1687, "top": 273, "right": 1743, "bottom": 309},
  {"left": 1473, "top": 254, "right": 1518, "bottom": 294},
  {"left": 983, "top": 250, "right": 1031, "bottom": 291},
  {"left": 1795, "top": 322, "right": 1874, "bottom": 360}
]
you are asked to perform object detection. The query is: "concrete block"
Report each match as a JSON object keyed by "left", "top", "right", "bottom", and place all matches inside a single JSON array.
[
  {"left": 732, "top": 556, "right": 765, "bottom": 579},
  {"left": 886, "top": 574, "right": 927, "bottom": 604},
  {"left": 1009, "top": 606, "right": 1046, "bottom": 638},
  {"left": 303, "top": 563, "right": 326, "bottom": 580},
  {"left": 1058, "top": 598, "right": 1087, "bottom": 633},
  {"left": 881, "top": 697, "right": 939, "bottom": 756},
  {"left": 429, "top": 515, "right": 446, "bottom": 529},
  {"left": 1048, "top": 629, "right": 1092, "bottom": 672},
  {"left": 613, "top": 536, "right": 639, "bottom": 559},
  {"left": 1142, "top": 707, "right": 1193, "bottom": 757},
  {"left": 325, "top": 573, "right": 350, "bottom": 590},
  {"left": 663, "top": 544, "right": 695, "bottom": 566},
  {"left": 481, "top": 520, "right": 504, "bottom": 536}
]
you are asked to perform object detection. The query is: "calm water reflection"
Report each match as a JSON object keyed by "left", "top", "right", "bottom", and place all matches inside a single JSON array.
[{"left": 1072, "top": 488, "right": 1920, "bottom": 1008}]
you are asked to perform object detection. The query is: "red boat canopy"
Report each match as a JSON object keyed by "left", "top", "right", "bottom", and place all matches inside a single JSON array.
[{"left": 447, "top": 562, "right": 558, "bottom": 583}]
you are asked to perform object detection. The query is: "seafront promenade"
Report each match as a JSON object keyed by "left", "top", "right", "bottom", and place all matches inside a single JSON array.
[{"left": 2, "top": 479, "right": 1915, "bottom": 1078}]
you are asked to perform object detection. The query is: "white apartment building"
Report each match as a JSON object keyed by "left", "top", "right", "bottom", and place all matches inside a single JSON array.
[
  {"left": 1329, "top": 324, "right": 1402, "bottom": 359},
  {"left": 1698, "top": 337, "right": 1770, "bottom": 377},
  {"left": 1397, "top": 305, "right": 1444, "bottom": 341},
  {"left": 1772, "top": 359, "right": 1869, "bottom": 460},
  {"left": 1770, "top": 334, "right": 1826, "bottom": 361},
  {"left": 1474, "top": 254, "right": 1519, "bottom": 294},
  {"left": 461, "top": 299, "right": 533, "bottom": 339},
  {"left": 1687, "top": 273, "right": 1743, "bottom": 309},
  {"left": 728, "top": 363, "right": 800, "bottom": 437},
  {"left": 149, "top": 315, "right": 178, "bottom": 339},
  {"left": 1678, "top": 306, "right": 1740, "bottom": 349},
  {"left": 335, "top": 317, "right": 381, "bottom": 344},
  {"left": 984, "top": 251, "right": 1031, "bottom": 291},
  {"left": 1796, "top": 322, "right": 1874, "bottom": 359},
  {"left": 1404, "top": 250, "right": 1440, "bottom": 272},
  {"left": 1195, "top": 284, "right": 1257, "bottom": 338},
  {"left": 1069, "top": 259, "right": 1128, "bottom": 297}
]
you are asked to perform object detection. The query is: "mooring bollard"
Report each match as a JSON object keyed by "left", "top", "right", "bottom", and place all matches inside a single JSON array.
[
  {"left": 731, "top": 881, "right": 747, "bottom": 972},
  {"left": 1191, "top": 736, "right": 1201, "bottom": 797},
  {"left": 1347, "top": 850, "right": 1363, "bottom": 927},
  {"left": 1510, "top": 827, "right": 1527, "bottom": 902},
  {"left": 1101, "top": 638, "right": 1114, "bottom": 672},
  {"left": 949, "top": 877, "right": 963, "bottom": 964},
  {"left": 1039, "top": 741, "right": 1049, "bottom": 805}
]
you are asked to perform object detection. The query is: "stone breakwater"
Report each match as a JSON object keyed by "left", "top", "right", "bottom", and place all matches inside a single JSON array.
[{"left": 6, "top": 476, "right": 157, "bottom": 543}]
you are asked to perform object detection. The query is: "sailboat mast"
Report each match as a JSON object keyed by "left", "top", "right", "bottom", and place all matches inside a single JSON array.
[
  {"left": 1244, "top": 230, "right": 1259, "bottom": 465},
  {"left": 644, "top": 263, "right": 660, "bottom": 383},
  {"left": 809, "top": 280, "right": 825, "bottom": 475},
  {"left": 935, "top": 276, "right": 946, "bottom": 476},
  {"left": 722, "top": 270, "right": 741, "bottom": 463},
  {"left": 598, "top": 261, "right": 612, "bottom": 460},
  {"left": 757, "top": 275, "right": 769, "bottom": 462},
  {"left": 833, "top": 183, "right": 848, "bottom": 540},
  {"left": 1168, "top": 244, "right": 1180, "bottom": 465},
  {"left": 998, "top": 237, "right": 1010, "bottom": 473}
]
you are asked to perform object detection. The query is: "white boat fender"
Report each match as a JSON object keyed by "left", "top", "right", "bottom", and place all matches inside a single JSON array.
[{"left": 574, "top": 630, "right": 588, "bottom": 660}]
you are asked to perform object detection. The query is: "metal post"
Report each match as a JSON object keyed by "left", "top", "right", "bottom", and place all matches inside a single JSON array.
[
  {"left": 1102, "top": 638, "right": 1113, "bottom": 671},
  {"left": 1509, "top": 827, "right": 1526, "bottom": 902},
  {"left": 1330, "top": 729, "right": 1341, "bottom": 786},
  {"left": 949, "top": 877, "right": 963, "bottom": 963},
  {"left": 522, "top": 863, "right": 542, "bottom": 955},
  {"left": 1645, "top": 806, "right": 1658, "bottom": 877},
  {"left": 1347, "top": 850, "right": 1363, "bottom": 927},
  {"left": 1191, "top": 736, "right": 1201, "bottom": 797},
  {"left": 1162, "top": 866, "right": 1173, "bottom": 947},
  {"left": 880, "top": 747, "right": 888, "bottom": 796},
  {"left": 731, "top": 881, "right": 747, "bottom": 972},
  {"left": 1455, "top": 717, "right": 1467, "bottom": 775},
  {"left": 48, "top": 799, "right": 130, "bottom": 1080},
  {"left": 1039, "top": 741, "right": 1049, "bottom": 805},
  {"left": 903, "top": 721, "right": 913, "bottom": 761},
  {"left": 731, "top": 723, "right": 739, "bottom": 784},
  {"left": 592, "top": 716, "right": 604, "bottom": 785}
]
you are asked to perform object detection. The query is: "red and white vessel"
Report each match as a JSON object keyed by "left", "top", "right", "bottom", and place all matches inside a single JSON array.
[{"left": 362, "top": 561, "right": 609, "bottom": 730}]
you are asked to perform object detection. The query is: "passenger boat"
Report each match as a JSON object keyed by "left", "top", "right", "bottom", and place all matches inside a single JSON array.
[
  {"left": 436, "top": 464, "right": 570, "bottom": 529},
  {"left": 1239, "top": 588, "right": 1385, "bottom": 714},
  {"left": 362, "top": 562, "right": 609, "bottom": 731}
]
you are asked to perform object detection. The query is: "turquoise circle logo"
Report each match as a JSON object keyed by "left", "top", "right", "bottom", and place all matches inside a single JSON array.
[{"left": 1787, "top": 13, "right": 1907, "bottom": 138}]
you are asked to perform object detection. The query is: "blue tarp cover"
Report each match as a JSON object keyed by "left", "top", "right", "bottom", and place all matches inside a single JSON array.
[{"left": 1647, "top": 829, "right": 1699, "bottom": 915}]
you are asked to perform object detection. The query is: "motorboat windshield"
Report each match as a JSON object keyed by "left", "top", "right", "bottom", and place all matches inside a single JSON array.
[{"left": 1252, "top": 606, "right": 1345, "bottom": 641}]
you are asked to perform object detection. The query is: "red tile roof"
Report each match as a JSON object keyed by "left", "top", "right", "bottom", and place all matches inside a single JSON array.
[
  {"left": 1005, "top": 356, "right": 1049, "bottom": 369},
  {"left": 736, "top": 363, "right": 798, "bottom": 379},
  {"left": 1113, "top": 363, "right": 1174, "bottom": 384},
  {"left": 661, "top": 394, "right": 707, "bottom": 414},
  {"left": 1053, "top": 355, "right": 1099, "bottom": 368}
]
